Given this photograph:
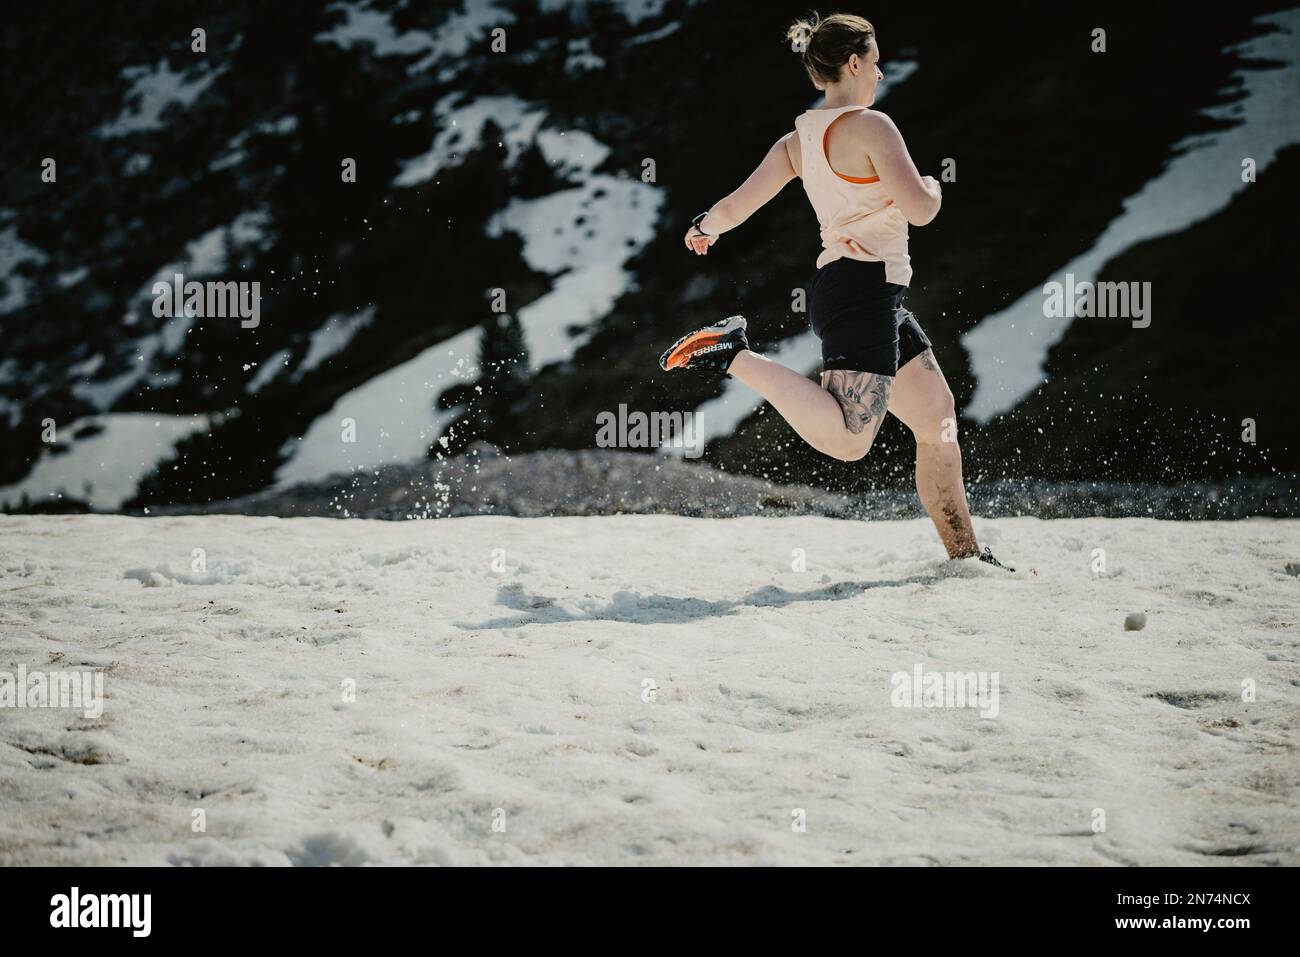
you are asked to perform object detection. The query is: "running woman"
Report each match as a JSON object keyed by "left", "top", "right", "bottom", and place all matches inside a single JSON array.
[{"left": 660, "top": 12, "right": 1010, "bottom": 569}]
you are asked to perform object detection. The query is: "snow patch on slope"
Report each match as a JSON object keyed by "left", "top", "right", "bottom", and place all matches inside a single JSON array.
[
  {"left": 488, "top": 175, "right": 660, "bottom": 368},
  {"left": 97, "top": 59, "right": 227, "bottom": 138},
  {"left": 71, "top": 210, "right": 275, "bottom": 412},
  {"left": 962, "top": 9, "right": 1300, "bottom": 422},
  {"left": 0, "top": 414, "right": 210, "bottom": 511},
  {"left": 274, "top": 326, "right": 481, "bottom": 486},
  {"left": 316, "top": 0, "right": 516, "bottom": 76},
  {"left": 394, "top": 94, "right": 546, "bottom": 187},
  {"left": 0, "top": 224, "right": 50, "bottom": 315},
  {"left": 295, "top": 307, "right": 376, "bottom": 381}
]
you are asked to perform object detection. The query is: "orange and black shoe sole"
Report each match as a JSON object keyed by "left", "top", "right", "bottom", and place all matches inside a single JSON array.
[{"left": 659, "top": 329, "right": 723, "bottom": 371}]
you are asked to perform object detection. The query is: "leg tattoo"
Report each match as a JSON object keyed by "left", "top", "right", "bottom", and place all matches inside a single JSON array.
[{"left": 824, "top": 370, "right": 893, "bottom": 441}]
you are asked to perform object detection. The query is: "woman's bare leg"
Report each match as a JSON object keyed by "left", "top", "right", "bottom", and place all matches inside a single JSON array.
[
  {"left": 887, "top": 349, "right": 979, "bottom": 558},
  {"left": 727, "top": 350, "right": 892, "bottom": 461}
]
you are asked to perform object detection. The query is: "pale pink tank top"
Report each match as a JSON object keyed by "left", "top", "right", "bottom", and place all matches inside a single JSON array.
[{"left": 795, "top": 104, "right": 912, "bottom": 286}]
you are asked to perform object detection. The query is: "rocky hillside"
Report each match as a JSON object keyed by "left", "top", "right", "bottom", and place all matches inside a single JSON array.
[{"left": 1, "top": 0, "right": 1296, "bottom": 514}]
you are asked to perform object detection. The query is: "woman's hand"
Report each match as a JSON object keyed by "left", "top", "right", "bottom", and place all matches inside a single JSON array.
[{"left": 684, "top": 225, "right": 718, "bottom": 256}]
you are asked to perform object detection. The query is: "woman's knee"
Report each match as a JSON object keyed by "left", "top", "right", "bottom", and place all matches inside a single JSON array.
[{"left": 826, "top": 431, "right": 875, "bottom": 462}]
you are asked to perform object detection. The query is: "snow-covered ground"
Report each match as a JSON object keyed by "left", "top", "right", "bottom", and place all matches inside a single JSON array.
[{"left": 1, "top": 514, "right": 1296, "bottom": 866}]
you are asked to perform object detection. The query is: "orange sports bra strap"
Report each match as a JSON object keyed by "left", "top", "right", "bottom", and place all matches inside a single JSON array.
[{"left": 821, "top": 122, "right": 880, "bottom": 185}]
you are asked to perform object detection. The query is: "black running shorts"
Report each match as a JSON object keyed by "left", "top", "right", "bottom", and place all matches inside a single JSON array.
[{"left": 809, "top": 258, "right": 931, "bottom": 375}]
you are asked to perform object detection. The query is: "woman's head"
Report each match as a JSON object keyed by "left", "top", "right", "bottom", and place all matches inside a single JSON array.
[{"left": 787, "top": 12, "right": 881, "bottom": 102}]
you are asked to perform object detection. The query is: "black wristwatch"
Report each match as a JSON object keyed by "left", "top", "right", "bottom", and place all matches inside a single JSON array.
[{"left": 691, "top": 211, "right": 712, "bottom": 237}]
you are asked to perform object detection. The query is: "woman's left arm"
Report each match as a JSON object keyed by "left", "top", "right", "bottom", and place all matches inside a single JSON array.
[{"left": 686, "top": 134, "right": 796, "bottom": 255}]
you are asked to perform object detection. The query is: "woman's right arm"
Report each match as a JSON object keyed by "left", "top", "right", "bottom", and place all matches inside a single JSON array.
[
  {"left": 856, "top": 111, "right": 942, "bottom": 226},
  {"left": 685, "top": 134, "right": 797, "bottom": 255}
]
